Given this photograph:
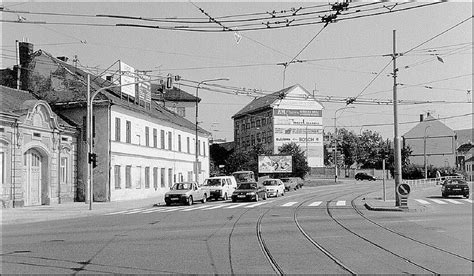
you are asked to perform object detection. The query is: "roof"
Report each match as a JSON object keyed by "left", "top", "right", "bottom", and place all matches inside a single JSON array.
[
  {"left": 232, "top": 85, "right": 297, "bottom": 118},
  {"left": 455, "top": 128, "right": 473, "bottom": 145},
  {"left": 0, "top": 85, "right": 74, "bottom": 128},
  {"left": 403, "top": 115, "right": 455, "bottom": 138},
  {"left": 26, "top": 50, "right": 209, "bottom": 135},
  {"left": 457, "top": 143, "right": 473, "bottom": 152},
  {"left": 150, "top": 84, "right": 199, "bottom": 102}
]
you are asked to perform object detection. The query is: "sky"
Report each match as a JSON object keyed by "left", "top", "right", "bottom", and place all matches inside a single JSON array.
[{"left": 1, "top": 1, "right": 472, "bottom": 142}]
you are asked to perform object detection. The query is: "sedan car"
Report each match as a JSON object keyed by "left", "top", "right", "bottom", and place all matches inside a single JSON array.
[
  {"left": 164, "top": 182, "right": 207, "bottom": 206},
  {"left": 262, "top": 179, "right": 285, "bottom": 197},
  {"left": 355, "top": 172, "right": 376, "bottom": 181},
  {"left": 441, "top": 179, "right": 470, "bottom": 198},
  {"left": 231, "top": 181, "right": 267, "bottom": 202}
]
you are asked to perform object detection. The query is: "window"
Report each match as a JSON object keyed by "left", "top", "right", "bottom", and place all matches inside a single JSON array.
[
  {"left": 177, "top": 107, "right": 185, "bottom": 117},
  {"left": 145, "top": 167, "right": 150, "bottom": 188},
  {"left": 0, "top": 152, "right": 5, "bottom": 185},
  {"left": 202, "top": 141, "right": 206, "bottom": 156},
  {"left": 197, "top": 139, "right": 200, "bottom": 155},
  {"left": 251, "top": 121, "right": 255, "bottom": 128},
  {"left": 160, "top": 168, "right": 166, "bottom": 188},
  {"left": 262, "top": 118, "right": 266, "bottom": 126},
  {"left": 187, "top": 137, "right": 190, "bottom": 153},
  {"left": 256, "top": 119, "right": 261, "bottom": 127},
  {"left": 114, "top": 165, "right": 121, "bottom": 189},
  {"left": 115, "top": 118, "right": 121, "bottom": 141},
  {"left": 160, "top": 130, "right": 165, "bottom": 149},
  {"left": 60, "top": 157, "right": 67, "bottom": 184},
  {"left": 145, "top": 127, "right": 149, "bottom": 147},
  {"left": 178, "top": 134, "right": 182, "bottom": 152},
  {"left": 168, "top": 131, "right": 172, "bottom": 150},
  {"left": 153, "top": 167, "right": 158, "bottom": 189},
  {"left": 125, "top": 165, "right": 132, "bottom": 188},
  {"left": 82, "top": 116, "right": 87, "bottom": 141},
  {"left": 153, "top": 128, "right": 157, "bottom": 148},
  {"left": 126, "top": 121, "right": 131, "bottom": 143},
  {"left": 168, "top": 168, "right": 173, "bottom": 187},
  {"left": 136, "top": 166, "right": 142, "bottom": 189}
]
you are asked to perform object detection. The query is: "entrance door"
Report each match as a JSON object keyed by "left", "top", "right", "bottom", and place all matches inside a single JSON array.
[{"left": 24, "top": 149, "right": 42, "bottom": 206}]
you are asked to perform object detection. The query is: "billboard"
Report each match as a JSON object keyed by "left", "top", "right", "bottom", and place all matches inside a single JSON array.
[
  {"left": 119, "top": 61, "right": 136, "bottom": 98},
  {"left": 258, "top": 155, "right": 292, "bottom": 173},
  {"left": 137, "top": 74, "right": 151, "bottom": 103}
]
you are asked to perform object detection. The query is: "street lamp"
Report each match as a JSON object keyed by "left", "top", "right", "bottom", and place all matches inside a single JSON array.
[
  {"left": 195, "top": 78, "right": 229, "bottom": 184},
  {"left": 333, "top": 106, "right": 355, "bottom": 183},
  {"left": 423, "top": 125, "right": 431, "bottom": 179}
]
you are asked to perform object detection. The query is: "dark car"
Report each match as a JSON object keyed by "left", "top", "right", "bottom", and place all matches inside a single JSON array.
[
  {"left": 231, "top": 181, "right": 267, "bottom": 202},
  {"left": 441, "top": 179, "right": 470, "bottom": 198},
  {"left": 280, "top": 177, "right": 298, "bottom": 191},
  {"left": 355, "top": 172, "right": 376, "bottom": 181}
]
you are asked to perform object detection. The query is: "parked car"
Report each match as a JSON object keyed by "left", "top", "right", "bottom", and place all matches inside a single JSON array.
[
  {"left": 164, "top": 182, "right": 207, "bottom": 206},
  {"left": 201, "top": 176, "right": 238, "bottom": 201},
  {"left": 280, "top": 177, "right": 298, "bottom": 191},
  {"left": 441, "top": 179, "right": 470, "bottom": 198},
  {"left": 355, "top": 172, "right": 376, "bottom": 181},
  {"left": 262, "top": 179, "right": 285, "bottom": 197},
  {"left": 231, "top": 181, "right": 267, "bottom": 202}
]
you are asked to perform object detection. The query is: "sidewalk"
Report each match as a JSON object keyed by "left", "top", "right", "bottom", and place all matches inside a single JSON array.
[
  {"left": 1, "top": 196, "right": 166, "bottom": 225},
  {"left": 359, "top": 186, "right": 427, "bottom": 212}
]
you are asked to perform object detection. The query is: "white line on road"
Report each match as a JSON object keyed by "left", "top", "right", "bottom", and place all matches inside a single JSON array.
[
  {"left": 308, "top": 201, "right": 322, "bottom": 207},
  {"left": 202, "top": 204, "right": 228, "bottom": 210},
  {"left": 462, "top": 199, "right": 472, "bottom": 203},
  {"left": 428, "top": 199, "right": 448, "bottom": 204},
  {"left": 161, "top": 207, "right": 187, "bottom": 212},
  {"left": 180, "top": 205, "right": 209, "bottom": 212},
  {"left": 414, "top": 199, "right": 431, "bottom": 204},
  {"left": 105, "top": 208, "right": 146, "bottom": 215},
  {"left": 336, "top": 200, "right": 346, "bottom": 206},
  {"left": 141, "top": 208, "right": 167, "bottom": 214},
  {"left": 443, "top": 199, "right": 463, "bottom": 204},
  {"left": 281, "top": 202, "right": 298, "bottom": 207},
  {"left": 245, "top": 202, "right": 267, "bottom": 208},
  {"left": 225, "top": 203, "right": 251, "bottom": 209},
  {"left": 126, "top": 208, "right": 154, "bottom": 214}
]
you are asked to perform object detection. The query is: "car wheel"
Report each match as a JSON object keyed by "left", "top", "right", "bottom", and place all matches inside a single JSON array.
[
  {"left": 187, "top": 196, "right": 193, "bottom": 206},
  {"left": 465, "top": 194, "right": 470, "bottom": 199},
  {"left": 165, "top": 202, "right": 171, "bottom": 206},
  {"left": 263, "top": 193, "right": 267, "bottom": 200},
  {"left": 255, "top": 194, "right": 259, "bottom": 202},
  {"left": 442, "top": 193, "right": 447, "bottom": 198},
  {"left": 201, "top": 194, "right": 207, "bottom": 203},
  {"left": 224, "top": 193, "right": 228, "bottom": 201},
  {"left": 232, "top": 198, "right": 236, "bottom": 203},
  {"left": 282, "top": 190, "right": 285, "bottom": 196}
]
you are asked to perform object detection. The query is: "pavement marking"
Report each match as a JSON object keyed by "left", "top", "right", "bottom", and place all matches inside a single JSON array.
[
  {"left": 428, "top": 199, "right": 448, "bottom": 204},
  {"left": 308, "top": 201, "right": 322, "bottom": 207},
  {"left": 202, "top": 204, "right": 228, "bottom": 210},
  {"left": 336, "top": 200, "right": 346, "bottom": 206},
  {"left": 225, "top": 203, "right": 251, "bottom": 209},
  {"left": 462, "top": 199, "right": 472, "bottom": 203},
  {"left": 105, "top": 208, "right": 147, "bottom": 215},
  {"left": 126, "top": 208, "right": 154, "bottom": 214},
  {"left": 180, "top": 205, "right": 209, "bottom": 212},
  {"left": 281, "top": 202, "right": 298, "bottom": 207},
  {"left": 161, "top": 207, "right": 187, "bottom": 212},
  {"left": 443, "top": 199, "right": 463, "bottom": 204},
  {"left": 414, "top": 199, "right": 431, "bottom": 204},
  {"left": 141, "top": 208, "right": 167, "bottom": 214},
  {"left": 245, "top": 202, "right": 267, "bottom": 208}
]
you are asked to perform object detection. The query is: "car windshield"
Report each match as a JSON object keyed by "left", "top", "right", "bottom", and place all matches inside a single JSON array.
[
  {"left": 204, "top": 179, "right": 222, "bottom": 186},
  {"left": 445, "top": 180, "right": 466, "bottom": 185},
  {"left": 280, "top": 178, "right": 289, "bottom": 183},
  {"left": 238, "top": 183, "right": 257, "bottom": 190},
  {"left": 172, "top": 183, "right": 192, "bottom": 190},
  {"left": 263, "top": 180, "right": 278, "bottom": 186}
]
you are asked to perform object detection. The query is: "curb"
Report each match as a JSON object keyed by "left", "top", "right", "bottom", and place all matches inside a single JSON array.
[{"left": 363, "top": 202, "right": 404, "bottom": 212}]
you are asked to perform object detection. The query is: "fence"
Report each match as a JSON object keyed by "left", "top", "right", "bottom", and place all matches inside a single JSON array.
[{"left": 403, "top": 175, "right": 464, "bottom": 190}]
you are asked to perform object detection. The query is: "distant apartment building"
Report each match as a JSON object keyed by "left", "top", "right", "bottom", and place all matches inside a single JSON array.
[
  {"left": 232, "top": 84, "right": 324, "bottom": 168},
  {"left": 3, "top": 41, "right": 211, "bottom": 203}
]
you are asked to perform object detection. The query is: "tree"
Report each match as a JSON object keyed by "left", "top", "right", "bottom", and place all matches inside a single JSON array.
[{"left": 277, "top": 142, "right": 310, "bottom": 179}]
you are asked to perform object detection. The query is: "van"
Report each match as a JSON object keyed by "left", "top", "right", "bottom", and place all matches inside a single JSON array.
[{"left": 201, "top": 176, "right": 238, "bottom": 201}]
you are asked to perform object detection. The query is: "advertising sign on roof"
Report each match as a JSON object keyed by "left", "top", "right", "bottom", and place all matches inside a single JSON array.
[
  {"left": 119, "top": 61, "right": 136, "bottom": 98},
  {"left": 137, "top": 74, "right": 151, "bottom": 103},
  {"left": 274, "top": 109, "right": 322, "bottom": 117}
]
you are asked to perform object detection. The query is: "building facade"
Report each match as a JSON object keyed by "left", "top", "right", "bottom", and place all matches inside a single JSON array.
[
  {"left": 232, "top": 85, "right": 324, "bottom": 168},
  {"left": 1, "top": 86, "right": 77, "bottom": 207},
  {"left": 9, "top": 41, "right": 211, "bottom": 203}
]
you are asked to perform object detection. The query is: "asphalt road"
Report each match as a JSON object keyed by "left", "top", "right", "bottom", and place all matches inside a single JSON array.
[{"left": 1, "top": 181, "right": 472, "bottom": 274}]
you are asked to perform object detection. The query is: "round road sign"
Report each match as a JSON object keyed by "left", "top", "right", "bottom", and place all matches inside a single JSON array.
[{"left": 397, "top": 183, "right": 411, "bottom": 196}]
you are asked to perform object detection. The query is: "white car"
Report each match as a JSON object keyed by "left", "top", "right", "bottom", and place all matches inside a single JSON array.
[
  {"left": 201, "top": 176, "right": 238, "bottom": 201},
  {"left": 262, "top": 179, "right": 285, "bottom": 197}
]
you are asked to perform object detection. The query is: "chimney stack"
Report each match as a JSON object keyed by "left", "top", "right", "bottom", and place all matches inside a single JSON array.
[
  {"left": 420, "top": 114, "right": 424, "bottom": 122},
  {"left": 18, "top": 42, "right": 34, "bottom": 91}
]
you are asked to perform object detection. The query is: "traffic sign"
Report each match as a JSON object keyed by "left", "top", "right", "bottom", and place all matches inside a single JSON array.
[{"left": 397, "top": 183, "right": 411, "bottom": 196}]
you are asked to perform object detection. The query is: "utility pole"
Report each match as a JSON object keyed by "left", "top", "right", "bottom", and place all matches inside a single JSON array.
[{"left": 392, "top": 30, "right": 402, "bottom": 207}]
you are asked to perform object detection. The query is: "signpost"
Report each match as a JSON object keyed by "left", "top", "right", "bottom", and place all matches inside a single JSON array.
[{"left": 396, "top": 183, "right": 411, "bottom": 209}]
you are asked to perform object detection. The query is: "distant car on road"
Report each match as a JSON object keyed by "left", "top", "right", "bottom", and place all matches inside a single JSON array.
[
  {"left": 164, "top": 182, "right": 207, "bottom": 206},
  {"left": 355, "top": 172, "right": 376, "bottom": 181},
  {"left": 280, "top": 177, "right": 298, "bottom": 191},
  {"left": 262, "top": 179, "right": 285, "bottom": 197},
  {"left": 231, "top": 181, "right": 267, "bottom": 202},
  {"left": 441, "top": 178, "right": 470, "bottom": 198}
]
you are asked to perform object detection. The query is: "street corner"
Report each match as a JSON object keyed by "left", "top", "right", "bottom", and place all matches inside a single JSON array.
[{"left": 362, "top": 197, "right": 429, "bottom": 212}]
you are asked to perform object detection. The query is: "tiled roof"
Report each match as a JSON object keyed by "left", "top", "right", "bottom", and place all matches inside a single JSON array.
[
  {"left": 150, "top": 84, "right": 199, "bottom": 102},
  {"left": 232, "top": 85, "right": 297, "bottom": 118},
  {"left": 28, "top": 50, "right": 209, "bottom": 135}
]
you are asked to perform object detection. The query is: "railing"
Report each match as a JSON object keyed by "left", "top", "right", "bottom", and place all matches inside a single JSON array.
[{"left": 403, "top": 175, "right": 464, "bottom": 190}]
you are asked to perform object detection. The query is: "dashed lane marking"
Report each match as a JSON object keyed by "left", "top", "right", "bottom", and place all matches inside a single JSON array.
[
  {"left": 225, "top": 203, "right": 251, "bottom": 209},
  {"left": 281, "top": 202, "right": 298, "bottom": 207},
  {"left": 105, "top": 208, "right": 147, "bottom": 215},
  {"left": 245, "top": 202, "right": 267, "bottom": 208},
  {"left": 414, "top": 199, "right": 431, "bottom": 204},
  {"left": 428, "top": 199, "right": 448, "bottom": 204},
  {"left": 308, "top": 201, "right": 322, "bottom": 207},
  {"left": 336, "top": 200, "right": 346, "bottom": 206},
  {"left": 462, "top": 199, "right": 472, "bottom": 203},
  {"left": 180, "top": 205, "right": 209, "bottom": 212},
  {"left": 202, "top": 204, "right": 228, "bottom": 210},
  {"left": 443, "top": 199, "right": 463, "bottom": 204}
]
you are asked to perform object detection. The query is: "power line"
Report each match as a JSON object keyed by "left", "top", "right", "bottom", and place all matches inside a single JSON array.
[{"left": 338, "top": 113, "right": 473, "bottom": 128}]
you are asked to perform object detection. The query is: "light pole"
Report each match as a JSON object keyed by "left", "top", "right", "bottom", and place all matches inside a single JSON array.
[
  {"left": 87, "top": 74, "right": 161, "bottom": 210},
  {"left": 195, "top": 78, "right": 229, "bottom": 184},
  {"left": 334, "top": 106, "right": 354, "bottom": 182},
  {"left": 423, "top": 125, "right": 431, "bottom": 179}
]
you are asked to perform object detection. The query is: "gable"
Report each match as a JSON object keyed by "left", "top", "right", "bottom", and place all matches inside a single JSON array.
[
  {"left": 274, "top": 85, "right": 324, "bottom": 110},
  {"left": 403, "top": 116, "right": 455, "bottom": 138}
]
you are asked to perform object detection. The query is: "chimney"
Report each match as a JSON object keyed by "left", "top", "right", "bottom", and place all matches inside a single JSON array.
[
  {"left": 18, "top": 42, "right": 34, "bottom": 91},
  {"left": 420, "top": 114, "right": 424, "bottom": 122}
]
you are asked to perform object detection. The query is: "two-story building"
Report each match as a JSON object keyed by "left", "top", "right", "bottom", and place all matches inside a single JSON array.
[{"left": 11, "top": 41, "right": 211, "bottom": 203}]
